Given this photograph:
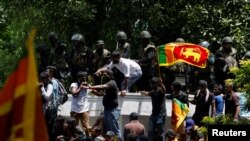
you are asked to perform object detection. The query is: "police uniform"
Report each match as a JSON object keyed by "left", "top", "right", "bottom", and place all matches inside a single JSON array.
[
  {"left": 71, "top": 46, "right": 94, "bottom": 81},
  {"left": 137, "top": 43, "right": 157, "bottom": 91},
  {"left": 214, "top": 46, "right": 239, "bottom": 85},
  {"left": 93, "top": 48, "right": 111, "bottom": 85},
  {"left": 116, "top": 42, "right": 131, "bottom": 59}
]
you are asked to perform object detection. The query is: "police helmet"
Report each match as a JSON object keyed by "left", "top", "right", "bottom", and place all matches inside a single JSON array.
[
  {"left": 140, "top": 30, "right": 151, "bottom": 38},
  {"left": 96, "top": 40, "right": 104, "bottom": 45},
  {"left": 222, "top": 36, "right": 233, "bottom": 44},
  {"left": 116, "top": 31, "right": 127, "bottom": 41},
  {"left": 175, "top": 38, "right": 185, "bottom": 43},
  {"left": 48, "top": 32, "right": 58, "bottom": 43},
  {"left": 71, "top": 33, "right": 85, "bottom": 44},
  {"left": 199, "top": 41, "right": 210, "bottom": 48}
]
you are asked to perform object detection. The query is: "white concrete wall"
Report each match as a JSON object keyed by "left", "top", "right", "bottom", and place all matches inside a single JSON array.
[{"left": 58, "top": 93, "right": 196, "bottom": 135}]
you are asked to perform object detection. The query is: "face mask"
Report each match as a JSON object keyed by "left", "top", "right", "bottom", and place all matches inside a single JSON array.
[
  {"left": 96, "top": 47, "right": 103, "bottom": 55},
  {"left": 142, "top": 39, "right": 150, "bottom": 47},
  {"left": 118, "top": 40, "right": 125, "bottom": 46}
]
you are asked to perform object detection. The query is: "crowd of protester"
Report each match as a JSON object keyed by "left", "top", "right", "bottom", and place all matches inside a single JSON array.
[{"left": 37, "top": 31, "right": 247, "bottom": 141}]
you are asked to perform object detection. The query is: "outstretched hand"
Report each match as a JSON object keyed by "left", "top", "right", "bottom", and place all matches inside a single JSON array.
[
  {"left": 120, "top": 90, "right": 126, "bottom": 96},
  {"left": 94, "top": 70, "right": 101, "bottom": 76},
  {"left": 81, "top": 85, "right": 89, "bottom": 89},
  {"left": 140, "top": 91, "right": 147, "bottom": 96}
]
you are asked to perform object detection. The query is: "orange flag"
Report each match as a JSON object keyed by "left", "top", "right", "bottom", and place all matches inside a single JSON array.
[
  {"left": 0, "top": 29, "right": 49, "bottom": 141},
  {"left": 157, "top": 43, "right": 210, "bottom": 68}
]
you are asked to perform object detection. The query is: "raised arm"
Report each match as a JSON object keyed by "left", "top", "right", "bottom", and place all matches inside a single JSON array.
[
  {"left": 140, "top": 91, "right": 150, "bottom": 96},
  {"left": 70, "top": 83, "right": 83, "bottom": 97},
  {"left": 94, "top": 66, "right": 108, "bottom": 76},
  {"left": 86, "top": 84, "right": 109, "bottom": 96}
]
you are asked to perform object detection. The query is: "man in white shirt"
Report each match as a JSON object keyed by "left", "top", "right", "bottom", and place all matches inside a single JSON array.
[{"left": 95, "top": 50, "right": 142, "bottom": 95}]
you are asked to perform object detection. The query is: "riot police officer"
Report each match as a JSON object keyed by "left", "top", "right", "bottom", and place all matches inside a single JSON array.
[
  {"left": 93, "top": 40, "right": 111, "bottom": 71},
  {"left": 136, "top": 30, "right": 157, "bottom": 91},
  {"left": 93, "top": 40, "right": 111, "bottom": 85},
  {"left": 112, "top": 31, "right": 131, "bottom": 89},
  {"left": 115, "top": 31, "right": 131, "bottom": 58},
  {"left": 48, "top": 32, "right": 59, "bottom": 65},
  {"left": 70, "top": 33, "right": 94, "bottom": 82},
  {"left": 214, "top": 36, "right": 239, "bottom": 86},
  {"left": 47, "top": 32, "right": 69, "bottom": 80},
  {"left": 51, "top": 42, "right": 70, "bottom": 82}
]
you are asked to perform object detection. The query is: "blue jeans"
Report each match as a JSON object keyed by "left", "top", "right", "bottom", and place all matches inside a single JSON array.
[
  {"left": 148, "top": 114, "right": 166, "bottom": 141},
  {"left": 121, "top": 72, "right": 142, "bottom": 91},
  {"left": 104, "top": 107, "right": 121, "bottom": 138}
]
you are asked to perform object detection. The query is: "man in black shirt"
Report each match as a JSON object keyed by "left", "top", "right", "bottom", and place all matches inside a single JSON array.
[
  {"left": 86, "top": 69, "right": 121, "bottom": 140},
  {"left": 140, "top": 77, "right": 166, "bottom": 141},
  {"left": 189, "top": 80, "right": 215, "bottom": 126}
]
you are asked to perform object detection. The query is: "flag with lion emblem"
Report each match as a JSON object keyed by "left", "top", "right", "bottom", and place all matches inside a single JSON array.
[{"left": 157, "top": 43, "right": 209, "bottom": 68}]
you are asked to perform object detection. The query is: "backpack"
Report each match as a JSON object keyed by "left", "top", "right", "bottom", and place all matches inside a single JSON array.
[{"left": 56, "top": 79, "right": 69, "bottom": 105}]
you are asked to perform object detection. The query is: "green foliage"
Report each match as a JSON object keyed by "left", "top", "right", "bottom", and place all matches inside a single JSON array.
[
  {"left": 181, "top": 0, "right": 250, "bottom": 54},
  {"left": 230, "top": 60, "right": 250, "bottom": 111},
  {"left": 214, "top": 114, "right": 235, "bottom": 125},
  {"left": 0, "top": 0, "right": 94, "bottom": 87},
  {"left": 198, "top": 126, "right": 208, "bottom": 136},
  {"left": 201, "top": 114, "right": 250, "bottom": 126},
  {"left": 201, "top": 116, "right": 216, "bottom": 125},
  {"left": 0, "top": 0, "right": 250, "bottom": 88},
  {"left": 0, "top": 48, "right": 22, "bottom": 89},
  {"left": 200, "top": 115, "right": 250, "bottom": 136}
]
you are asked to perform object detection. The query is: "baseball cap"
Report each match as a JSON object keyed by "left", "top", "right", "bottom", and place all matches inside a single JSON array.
[{"left": 185, "top": 118, "right": 195, "bottom": 131}]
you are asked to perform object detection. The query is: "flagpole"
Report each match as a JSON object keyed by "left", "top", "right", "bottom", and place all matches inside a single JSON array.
[{"left": 155, "top": 46, "right": 162, "bottom": 78}]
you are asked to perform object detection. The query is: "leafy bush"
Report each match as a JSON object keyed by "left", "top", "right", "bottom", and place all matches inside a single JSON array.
[
  {"left": 230, "top": 60, "right": 250, "bottom": 111},
  {"left": 200, "top": 115, "right": 250, "bottom": 136},
  {"left": 1, "top": 0, "right": 250, "bottom": 88}
]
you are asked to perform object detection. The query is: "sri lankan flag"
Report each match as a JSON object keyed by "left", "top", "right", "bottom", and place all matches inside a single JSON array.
[
  {"left": 157, "top": 43, "right": 209, "bottom": 68},
  {"left": 0, "top": 29, "right": 49, "bottom": 141},
  {"left": 171, "top": 98, "right": 189, "bottom": 132}
]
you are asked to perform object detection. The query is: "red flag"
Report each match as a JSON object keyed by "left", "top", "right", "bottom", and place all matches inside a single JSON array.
[
  {"left": 0, "top": 29, "right": 49, "bottom": 141},
  {"left": 157, "top": 43, "right": 210, "bottom": 68}
]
